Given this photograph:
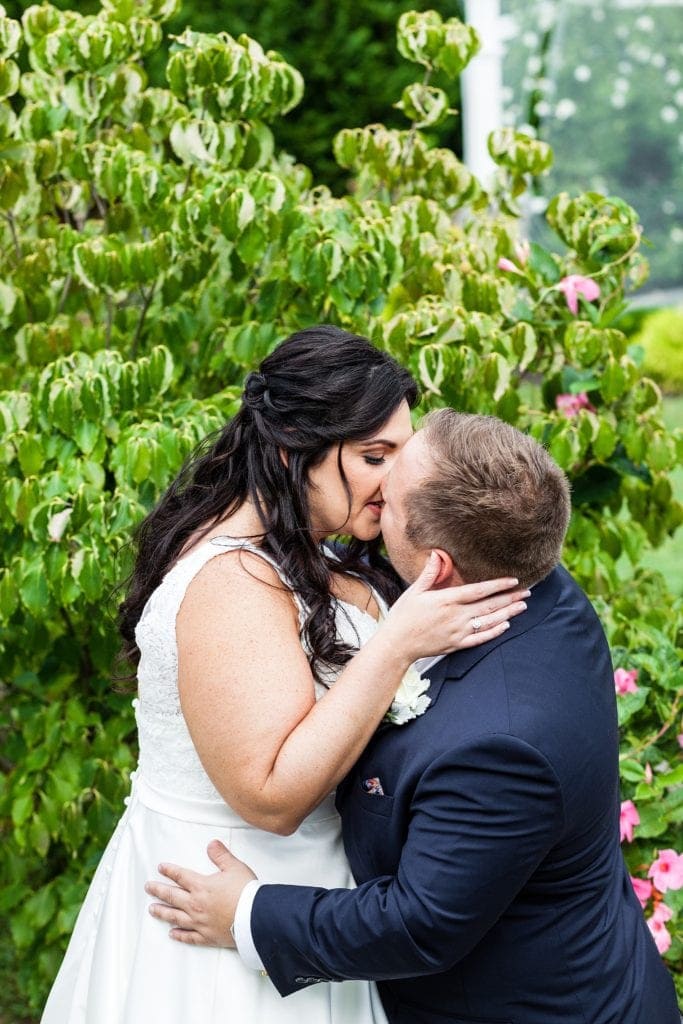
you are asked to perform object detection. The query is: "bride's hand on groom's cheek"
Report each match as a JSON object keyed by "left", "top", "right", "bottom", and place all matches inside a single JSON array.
[{"left": 145, "top": 840, "right": 256, "bottom": 947}]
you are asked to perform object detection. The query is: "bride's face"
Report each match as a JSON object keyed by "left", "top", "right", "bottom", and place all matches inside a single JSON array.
[{"left": 306, "top": 401, "right": 413, "bottom": 542}]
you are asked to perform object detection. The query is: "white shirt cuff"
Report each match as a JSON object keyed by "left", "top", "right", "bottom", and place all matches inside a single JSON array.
[{"left": 233, "top": 879, "right": 265, "bottom": 971}]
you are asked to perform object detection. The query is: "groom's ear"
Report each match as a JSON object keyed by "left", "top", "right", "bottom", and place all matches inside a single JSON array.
[{"left": 430, "top": 549, "right": 460, "bottom": 587}]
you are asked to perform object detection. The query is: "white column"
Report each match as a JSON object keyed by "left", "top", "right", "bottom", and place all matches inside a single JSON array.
[{"left": 461, "top": 0, "right": 505, "bottom": 187}]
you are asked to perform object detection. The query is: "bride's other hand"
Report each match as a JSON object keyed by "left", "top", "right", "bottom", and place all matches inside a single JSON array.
[
  {"left": 146, "top": 841, "right": 255, "bottom": 948},
  {"left": 382, "top": 551, "right": 530, "bottom": 662}
]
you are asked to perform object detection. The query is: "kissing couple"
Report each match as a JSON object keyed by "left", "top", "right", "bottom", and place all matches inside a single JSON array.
[{"left": 43, "top": 327, "right": 679, "bottom": 1024}]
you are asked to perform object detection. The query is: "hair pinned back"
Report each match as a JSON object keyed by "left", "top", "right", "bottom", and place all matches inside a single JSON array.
[{"left": 242, "top": 372, "right": 269, "bottom": 408}]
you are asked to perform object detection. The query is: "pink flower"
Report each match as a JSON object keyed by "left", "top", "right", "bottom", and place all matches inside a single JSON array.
[
  {"left": 557, "top": 274, "right": 601, "bottom": 315},
  {"left": 630, "top": 876, "right": 653, "bottom": 909},
  {"left": 648, "top": 850, "right": 683, "bottom": 893},
  {"left": 619, "top": 800, "right": 640, "bottom": 843},
  {"left": 497, "top": 256, "right": 523, "bottom": 274},
  {"left": 647, "top": 903, "right": 674, "bottom": 955},
  {"left": 514, "top": 239, "right": 530, "bottom": 266},
  {"left": 652, "top": 902, "right": 673, "bottom": 924},
  {"left": 677, "top": 733, "right": 683, "bottom": 749},
  {"left": 555, "top": 392, "right": 593, "bottom": 418},
  {"left": 614, "top": 668, "right": 639, "bottom": 695}
]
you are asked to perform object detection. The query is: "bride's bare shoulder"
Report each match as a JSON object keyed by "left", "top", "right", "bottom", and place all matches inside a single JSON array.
[{"left": 176, "top": 544, "right": 299, "bottom": 642}]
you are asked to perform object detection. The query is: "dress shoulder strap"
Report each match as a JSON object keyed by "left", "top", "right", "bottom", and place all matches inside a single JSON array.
[{"left": 159, "top": 535, "right": 309, "bottom": 630}]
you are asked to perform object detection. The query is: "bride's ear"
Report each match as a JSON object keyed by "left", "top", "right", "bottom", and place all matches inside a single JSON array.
[{"left": 279, "top": 448, "right": 289, "bottom": 468}]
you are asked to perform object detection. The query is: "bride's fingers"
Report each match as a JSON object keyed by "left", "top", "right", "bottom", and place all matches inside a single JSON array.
[
  {"left": 472, "top": 600, "right": 528, "bottom": 632},
  {"left": 449, "top": 577, "right": 520, "bottom": 605},
  {"left": 464, "top": 590, "right": 530, "bottom": 619},
  {"left": 458, "top": 617, "right": 513, "bottom": 648},
  {"left": 457, "top": 597, "right": 531, "bottom": 647},
  {"left": 407, "top": 551, "right": 441, "bottom": 594},
  {"left": 456, "top": 585, "right": 532, "bottom": 614}
]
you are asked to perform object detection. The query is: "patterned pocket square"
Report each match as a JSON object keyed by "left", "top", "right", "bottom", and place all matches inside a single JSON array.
[{"left": 362, "top": 776, "right": 385, "bottom": 796}]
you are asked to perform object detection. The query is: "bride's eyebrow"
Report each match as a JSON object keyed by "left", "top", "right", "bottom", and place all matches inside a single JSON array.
[{"left": 358, "top": 438, "right": 399, "bottom": 449}]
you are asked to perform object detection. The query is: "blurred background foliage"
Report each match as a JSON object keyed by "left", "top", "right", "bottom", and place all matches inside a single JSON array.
[{"left": 501, "top": 0, "right": 683, "bottom": 292}]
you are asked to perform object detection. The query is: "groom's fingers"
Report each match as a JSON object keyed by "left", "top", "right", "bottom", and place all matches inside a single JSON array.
[
  {"left": 145, "top": 879, "right": 192, "bottom": 910},
  {"left": 156, "top": 861, "right": 203, "bottom": 890},
  {"left": 147, "top": 900, "right": 194, "bottom": 930},
  {"left": 206, "top": 838, "right": 237, "bottom": 870},
  {"left": 168, "top": 928, "right": 209, "bottom": 946}
]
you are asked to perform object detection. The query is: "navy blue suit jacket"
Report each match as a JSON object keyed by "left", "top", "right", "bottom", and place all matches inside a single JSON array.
[{"left": 252, "top": 566, "right": 679, "bottom": 1023}]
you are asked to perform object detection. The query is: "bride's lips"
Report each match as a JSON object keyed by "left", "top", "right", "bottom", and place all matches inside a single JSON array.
[{"left": 365, "top": 500, "right": 384, "bottom": 519}]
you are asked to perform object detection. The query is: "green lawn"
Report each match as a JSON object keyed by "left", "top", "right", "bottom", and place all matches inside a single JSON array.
[{"left": 640, "top": 395, "right": 683, "bottom": 594}]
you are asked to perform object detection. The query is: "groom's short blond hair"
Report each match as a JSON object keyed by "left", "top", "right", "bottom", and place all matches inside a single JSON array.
[{"left": 405, "top": 410, "right": 571, "bottom": 588}]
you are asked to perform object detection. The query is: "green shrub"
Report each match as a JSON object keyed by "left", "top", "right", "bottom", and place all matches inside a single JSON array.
[
  {"left": 633, "top": 307, "right": 683, "bottom": 393},
  {"left": 3, "top": 0, "right": 465, "bottom": 190},
  {"left": 165, "top": 0, "right": 466, "bottom": 191},
  {"left": 0, "top": 2, "right": 681, "bottom": 1013}
]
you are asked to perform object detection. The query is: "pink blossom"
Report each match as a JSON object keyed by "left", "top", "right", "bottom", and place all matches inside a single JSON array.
[
  {"left": 614, "top": 668, "right": 639, "bottom": 695},
  {"left": 557, "top": 274, "right": 601, "bottom": 315},
  {"left": 648, "top": 850, "right": 683, "bottom": 893},
  {"left": 652, "top": 902, "right": 673, "bottom": 924},
  {"left": 619, "top": 800, "right": 640, "bottom": 843},
  {"left": 514, "top": 239, "right": 530, "bottom": 266},
  {"left": 677, "top": 733, "right": 683, "bottom": 749},
  {"left": 630, "top": 876, "right": 653, "bottom": 908},
  {"left": 647, "top": 903, "right": 674, "bottom": 955},
  {"left": 555, "top": 392, "right": 593, "bottom": 418},
  {"left": 497, "top": 256, "right": 523, "bottom": 274}
]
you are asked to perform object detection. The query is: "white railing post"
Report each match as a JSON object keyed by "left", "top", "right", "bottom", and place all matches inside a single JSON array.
[{"left": 461, "top": 0, "right": 505, "bottom": 187}]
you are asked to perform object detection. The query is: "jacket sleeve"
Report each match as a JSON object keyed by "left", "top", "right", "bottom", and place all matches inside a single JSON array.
[{"left": 251, "top": 733, "right": 564, "bottom": 996}]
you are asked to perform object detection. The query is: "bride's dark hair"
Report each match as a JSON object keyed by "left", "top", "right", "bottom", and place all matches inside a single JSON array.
[{"left": 119, "top": 325, "right": 418, "bottom": 680}]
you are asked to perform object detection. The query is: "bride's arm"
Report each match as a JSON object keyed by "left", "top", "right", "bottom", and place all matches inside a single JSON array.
[{"left": 177, "top": 551, "right": 527, "bottom": 835}]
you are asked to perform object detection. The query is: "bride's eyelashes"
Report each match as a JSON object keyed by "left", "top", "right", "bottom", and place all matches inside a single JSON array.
[{"left": 363, "top": 455, "right": 386, "bottom": 466}]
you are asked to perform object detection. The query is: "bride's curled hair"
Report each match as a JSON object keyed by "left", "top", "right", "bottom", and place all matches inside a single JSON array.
[{"left": 119, "top": 325, "right": 418, "bottom": 681}]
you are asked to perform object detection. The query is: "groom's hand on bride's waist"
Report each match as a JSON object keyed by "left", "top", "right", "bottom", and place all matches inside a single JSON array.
[{"left": 145, "top": 840, "right": 256, "bottom": 948}]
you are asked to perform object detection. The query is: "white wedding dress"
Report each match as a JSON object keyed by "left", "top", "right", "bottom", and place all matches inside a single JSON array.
[{"left": 42, "top": 537, "right": 389, "bottom": 1024}]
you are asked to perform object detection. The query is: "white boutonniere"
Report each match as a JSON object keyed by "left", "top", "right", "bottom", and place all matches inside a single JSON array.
[{"left": 384, "top": 666, "right": 431, "bottom": 726}]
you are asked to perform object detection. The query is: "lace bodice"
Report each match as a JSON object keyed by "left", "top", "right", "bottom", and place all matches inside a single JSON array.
[{"left": 133, "top": 538, "right": 386, "bottom": 801}]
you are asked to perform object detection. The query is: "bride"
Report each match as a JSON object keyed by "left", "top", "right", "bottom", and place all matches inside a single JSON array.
[{"left": 42, "top": 325, "right": 526, "bottom": 1023}]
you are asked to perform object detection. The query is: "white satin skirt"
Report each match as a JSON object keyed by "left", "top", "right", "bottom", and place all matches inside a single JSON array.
[{"left": 41, "top": 775, "right": 388, "bottom": 1024}]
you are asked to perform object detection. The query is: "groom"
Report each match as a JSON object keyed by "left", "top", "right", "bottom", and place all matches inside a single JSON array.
[{"left": 147, "top": 411, "right": 680, "bottom": 1023}]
